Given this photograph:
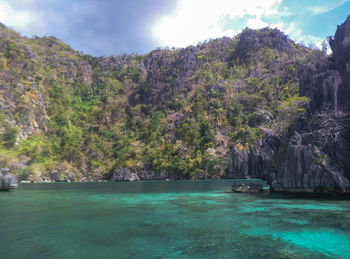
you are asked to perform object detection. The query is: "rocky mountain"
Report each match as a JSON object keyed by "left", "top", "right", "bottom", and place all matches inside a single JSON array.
[
  {"left": 0, "top": 16, "right": 348, "bottom": 192},
  {"left": 229, "top": 16, "right": 350, "bottom": 196}
]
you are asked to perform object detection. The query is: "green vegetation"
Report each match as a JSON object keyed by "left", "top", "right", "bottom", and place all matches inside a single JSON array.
[{"left": 0, "top": 25, "right": 316, "bottom": 180}]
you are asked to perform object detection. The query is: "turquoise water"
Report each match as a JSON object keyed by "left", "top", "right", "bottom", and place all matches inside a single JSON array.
[{"left": 1, "top": 180, "right": 350, "bottom": 258}]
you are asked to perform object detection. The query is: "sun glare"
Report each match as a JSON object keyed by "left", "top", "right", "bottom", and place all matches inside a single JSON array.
[{"left": 152, "top": 0, "right": 282, "bottom": 48}]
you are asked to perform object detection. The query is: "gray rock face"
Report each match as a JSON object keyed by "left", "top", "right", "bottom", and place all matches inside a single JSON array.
[
  {"left": 229, "top": 147, "right": 249, "bottom": 178},
  {"left": 329, "top": 15, "right": 350, "bottom": 69},
  {"left": 248, "top": 130, "right": 280, "bottom": 182},
  {"left": 299, "top": 58, "right": 342, "bottom": 112},
  {"left": 271, "top": 133, "right": 350, "bottom": 193},
  {"left": 231, "top": 182, "right": 263, "bottom": 193},
  {"left": 230, "top": 129, "right": 350, "bottom": 194},
  {"left": 143, "top": 47, "right": 199, "bottom": 105},
  {"left": 229, "top": 129, "right": 280, "bottom": 182},
  {"left": 111, "top": 168, "right": 140, "bottom": 181},
  {"left": 235, "top": 28, "right": 295, "bottom": 64},
  {"left": 0, "top": 168, "right": 18, "bottom": 191}
]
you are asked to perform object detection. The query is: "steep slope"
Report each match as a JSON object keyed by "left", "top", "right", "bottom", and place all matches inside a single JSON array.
[
  {"left": 0, "top": 22, "right": 315, "bottom": 181},
  {"left": 230, "top": 16, "right": 350, "bottom": 195}
]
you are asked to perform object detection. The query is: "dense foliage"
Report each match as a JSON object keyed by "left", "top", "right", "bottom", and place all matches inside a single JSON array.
[{"left": 0, "top": 24, "right": 320, "bottom": 180}]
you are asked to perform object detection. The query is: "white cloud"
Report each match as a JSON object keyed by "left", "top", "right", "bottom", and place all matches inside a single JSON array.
[
  {"left": 269, "top": 22, "right": 284, "bottom": 30},
  {"left": 0, "top": 0, "right": 46, "bottom": 36},
  {"left": 152, "top": 0, "right": 282, "bottom": 48},
  {"left": 284, "top": 22, "right": 326, "bottom": 51},
  {"left": 310, "top": 0, "right": 348, "bottom": 15},
  {"left": 0, "top": 1, "right": 32, "bottom": 28},
  {"left": 246, "top": 13, "right": 268, "bottom": 29}
]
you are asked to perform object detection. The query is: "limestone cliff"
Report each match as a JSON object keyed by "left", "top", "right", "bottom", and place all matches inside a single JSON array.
[
  {"left": 229, "top": 16, "right": 350, "bottom": 195},
  {"left": 0, "top": 20, "right": 315, "bottom": 181}
]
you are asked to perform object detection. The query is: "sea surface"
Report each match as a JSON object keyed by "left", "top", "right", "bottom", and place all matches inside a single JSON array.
[{"left": 1, "top": 180, "right": 350, "bottom": 259}]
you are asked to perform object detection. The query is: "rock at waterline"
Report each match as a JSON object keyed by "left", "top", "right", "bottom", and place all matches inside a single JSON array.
[
  {"left": 231, "top": 182, "right": 263, "bottom": 193},
  {"left": 111, "top": 168, "right": 140, "bottom": 181},
  {"left": 0, "top": 168, "right": 18, "bottom": 191}
]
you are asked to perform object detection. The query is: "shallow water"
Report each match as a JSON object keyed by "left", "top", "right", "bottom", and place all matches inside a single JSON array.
[{"left": 0, "top": 180, "right": 350, "bottom": 258}]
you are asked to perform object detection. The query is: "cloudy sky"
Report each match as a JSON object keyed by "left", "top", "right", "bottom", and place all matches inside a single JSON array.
[{"left": 0, "top": 0, "right": 349, "bottom": 56}]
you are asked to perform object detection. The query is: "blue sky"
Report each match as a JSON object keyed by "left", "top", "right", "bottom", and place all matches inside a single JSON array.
[{"left": 0, "top": 0, "right": 348, "bottom": 56}]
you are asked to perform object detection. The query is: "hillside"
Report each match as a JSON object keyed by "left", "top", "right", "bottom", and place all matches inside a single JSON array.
[{"left": 0, "top": 21, "right": 323, "bottom": 182}]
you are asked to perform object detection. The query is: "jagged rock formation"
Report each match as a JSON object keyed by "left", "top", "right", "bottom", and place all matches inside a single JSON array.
[
  {"left": 0, "top": 167, "right": 18, "bottom": 190},
  {"left": 234, "top": 28, "right": 296, "bottom": 64},
  {"left": 329, "top": 16, "right": 350, "bottom": 70},
  {"left": 229, "top": 16, "right": 350, "bottom": 195}
]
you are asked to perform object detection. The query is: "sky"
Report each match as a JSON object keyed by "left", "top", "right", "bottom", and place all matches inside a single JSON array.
[{"left": 0, "top": 0, "right": 349, "bottom": 56}]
